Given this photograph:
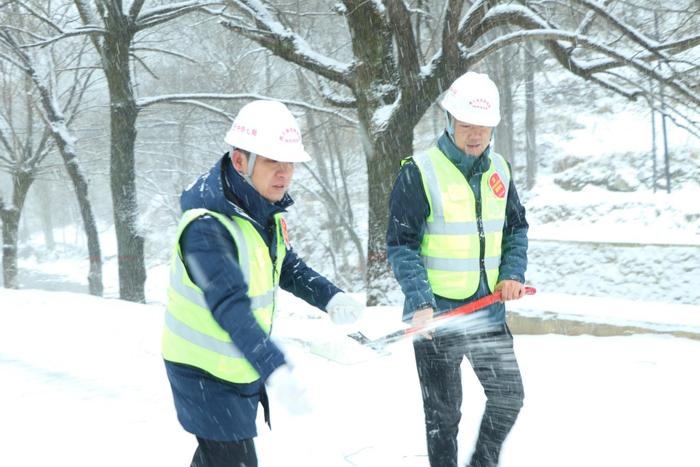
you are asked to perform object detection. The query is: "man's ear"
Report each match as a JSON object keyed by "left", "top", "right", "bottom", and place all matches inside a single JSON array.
[{"left": 231, "top": 149, "right": 246, "bottom": 175}]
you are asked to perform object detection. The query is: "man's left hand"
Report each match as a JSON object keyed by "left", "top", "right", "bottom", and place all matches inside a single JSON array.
[
  {"left": 326, "top": 293, "right": 364, "bottom": 325},
  {"left": 495, "top": 280, "right": 525, "bottom": 301}
]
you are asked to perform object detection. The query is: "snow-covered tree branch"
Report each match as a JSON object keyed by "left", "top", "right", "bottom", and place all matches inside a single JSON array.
[
  {"left": 220, "top": 0, "right": 354, "bottom": 86},
  {"left": 137, "top": 92, "right": 358, "bottom": 124}
]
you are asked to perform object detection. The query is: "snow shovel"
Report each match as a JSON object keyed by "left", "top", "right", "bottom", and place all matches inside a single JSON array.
[{"left": 348, "top": 286, "right": 536, "bottom": 352}]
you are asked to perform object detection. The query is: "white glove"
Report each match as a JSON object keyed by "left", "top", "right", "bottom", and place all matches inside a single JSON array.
[
  {"left": 265, "top": 364, "right": 311, "bottom": 416},
  {"left": 326, "top": 292, "right": 364, "bottom": 325}
]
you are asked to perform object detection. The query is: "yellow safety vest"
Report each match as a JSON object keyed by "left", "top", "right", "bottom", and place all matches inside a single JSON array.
[
  {"left": 162, "top": 208, "right": 286, "bottom": 384},
  {"left": 412, "top": 146, "right": 510, "bottom": 299}
]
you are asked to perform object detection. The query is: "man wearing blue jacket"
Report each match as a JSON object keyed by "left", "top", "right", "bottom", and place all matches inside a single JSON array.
[
  {"left": 387, "top": 72, "right": 529, "bottom": 467},
  {"left": 163, "top": 99, "right": 363, "bottom": 467}
]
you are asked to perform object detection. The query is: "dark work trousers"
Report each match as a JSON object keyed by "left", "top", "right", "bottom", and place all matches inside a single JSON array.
[
  {"left": 190, "top": 437, "right": 258, "bottom": 467},
  {"left": 413, "top": 325, "right": 524, "bottom": 467}
]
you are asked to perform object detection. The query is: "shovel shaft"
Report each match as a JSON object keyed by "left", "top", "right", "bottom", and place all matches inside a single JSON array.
[
  {"left": 417, "top": 285, "right": 537, "bottom": 330},
  {"left": 354, "top": 286, "right": 537, "bottom": 349}
]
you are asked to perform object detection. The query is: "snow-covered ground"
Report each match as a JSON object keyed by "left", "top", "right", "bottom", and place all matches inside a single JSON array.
[{"left": 1, "top": 287, "right": 699, "bottom": 467}]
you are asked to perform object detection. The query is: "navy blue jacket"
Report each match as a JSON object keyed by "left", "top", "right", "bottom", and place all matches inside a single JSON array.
[
  {"left": 165, "top": 153, "right": 341, "bottom": 441},
  {"left": 387, "top": 133, "right": 528, "bottom": 329}
]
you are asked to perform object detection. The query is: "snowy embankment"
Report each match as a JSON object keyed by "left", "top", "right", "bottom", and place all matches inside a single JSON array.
[
  {"left": 1, "top": 288, "right": 699, "bottom": 467},
  {"left": 527, "top": 239, "right": 699, "bottom": 305},
  {"left": 521, "top": 105, "right": 700, "bottom": 305}
]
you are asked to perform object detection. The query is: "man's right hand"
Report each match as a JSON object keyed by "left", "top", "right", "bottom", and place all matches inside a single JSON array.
[{"left": 412, "top": 307, "right": 434, "bottom": 340}]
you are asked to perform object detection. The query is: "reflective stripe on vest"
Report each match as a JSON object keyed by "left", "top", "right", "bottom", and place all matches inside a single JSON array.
[
  {"left": 162, "top": 208, "right": 286, "bottom": 384},
  {"left": 413, "top": 146, "right": 510, "bottom": 299}
]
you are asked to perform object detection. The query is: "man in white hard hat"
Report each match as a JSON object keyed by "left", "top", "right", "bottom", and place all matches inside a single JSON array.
[
  {"left": 387, "top": 72, "right": 529, "bottom": 467},
  {"left": 163, "top": 99, "right": 363, "bottom": 467}
]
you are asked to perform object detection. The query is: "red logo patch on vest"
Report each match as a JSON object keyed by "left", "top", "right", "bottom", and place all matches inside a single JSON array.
[
  {"left": 279, "top": 217, "right": 290, "bottom": 249},
  {"left": 489, "top": 173, "right": 506, "bottom": 199}
]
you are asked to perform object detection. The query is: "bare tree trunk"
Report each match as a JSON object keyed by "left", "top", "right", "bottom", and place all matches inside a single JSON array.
[
  {"left": 1, "top": 172, "right": 33, "bottom": 289},
  {"left": 65, "top": 155, "right": 104, "bottom": 296},
  {"left": 102, "top": 12, "right": 145, "bottom": 302},
  {"left": 524, "top": 42, "right": 538, "bottom": 189},
  {"left": 364, "top": 121, "right": 413, "bottom": 305},
  {"left": 36, "top": 71, "right": 105, "bottom": 295},
  {"left": 2, "top": 210, "right": 20, "bottom": 289}
]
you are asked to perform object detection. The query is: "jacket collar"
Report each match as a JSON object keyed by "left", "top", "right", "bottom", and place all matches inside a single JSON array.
[
  {"left": 180, "top": 153, "right": 293, "bottom": 228},
  {"left": 222, "top": 155, "right": 293, "bottom": 226}
]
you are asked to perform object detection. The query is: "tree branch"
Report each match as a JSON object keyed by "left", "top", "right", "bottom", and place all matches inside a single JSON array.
[
  {"left": 429, "top": 0, "right": 499, "bottom": 97},
  {"left": 131, "top": 46, "right": 197, "bottom": 63},
  {"left": 464, "top": 24, "right": 699, "bottom": 108},
  {"left": 12, "top": 0, "right": 64, "bottom": 34},
  {"left": 135, "top": 1, "right": 225, "bottom": 31},
  {"left": 0, "top": 49, "right": 28, "bottom": 71},
  {"left": 140, "top": 98, "right": 236, "bottom": 121},
  {"left": 457, "top": 0, "right": 500, "bottom": 49},
  {"left": 569, "top": 0, "right": 668, "bottom": 63},
  {"left": 441, "top": 0, "right": 464, "bottom": 66},
  {"left": 317, "top": 77, "right": 357, "bottom": 108},
  {"left": 651, "top": 33, "right": 700, "bottom": 55},
  {"left": 0, "top": 30, "right": 64, "bottom": 127},
  {"left": 15, "top": 26, "right": 106, "bottom": 49},
  {"left": 574, "top": 0, "right": 614, "bottom": 36},
  {"left": 220, "top": 0, "right": 354, "bottom": 87},
  {"left": 385, "top": 0, "right": 420, "bottom": 93},
  {"left": 128, "top": 0, "right": 147, "bottom": 20},
  {"left": 73, "top": 0, "right": 104, "bottom": 55},
  {"left": 130, "top": 51, "right": 159, "bottom": 80},
  {"left": 341, "top": 0, "right": 396, "bottom": 103},
  {"left": 137, "top": 93, "right": 359, "bottom": 124},
  {"left": 65, "top": 69, "right": 96, "bottom": 127},
  {"left": 576, "top": 34, "right": 700, "bottom": 75}
]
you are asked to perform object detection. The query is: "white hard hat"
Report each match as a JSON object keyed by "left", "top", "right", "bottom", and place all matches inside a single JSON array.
[
  {"left": 224, "top": 100, "right": 311, "bottom": 163},
  {"left": 439, "top": 72, "right": 501, "bottom": 127}
]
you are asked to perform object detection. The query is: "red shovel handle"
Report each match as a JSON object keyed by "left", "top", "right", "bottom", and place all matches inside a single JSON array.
[
  {"left": 349, "top": 286, "right": 538, "bottom": 349},
  {"left": 401, "top": 286, "right": 537, "bottom": 340},
  {"left": 426, "top": 285, "right": 537, "bottom": 325}
]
